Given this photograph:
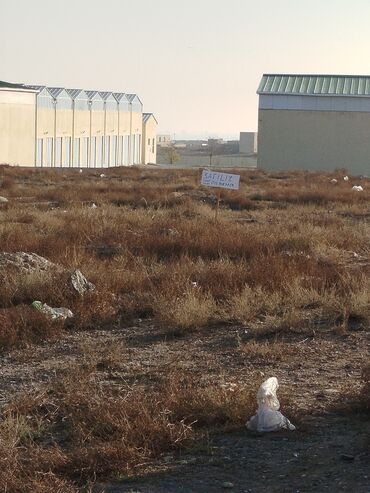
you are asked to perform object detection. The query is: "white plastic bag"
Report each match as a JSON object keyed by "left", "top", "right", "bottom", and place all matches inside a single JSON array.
[{"left": 246, "top": 377, "right": 295, "bottom": 432}]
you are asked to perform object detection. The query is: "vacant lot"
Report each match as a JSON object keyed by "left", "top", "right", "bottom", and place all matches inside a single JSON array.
[{"left": 0, "top": 166, "right": 369, "bottom": 492}]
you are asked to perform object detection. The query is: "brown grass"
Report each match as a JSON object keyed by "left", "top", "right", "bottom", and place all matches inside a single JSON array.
[
  {"left": 0, "top": 363, "right": 256, "bottom": 491},
  {"left": 0, "top": 167, "right": 370, "bottom": 346},
  {"left": 0, "top": 166, "right": 369, "bottom": 490}
]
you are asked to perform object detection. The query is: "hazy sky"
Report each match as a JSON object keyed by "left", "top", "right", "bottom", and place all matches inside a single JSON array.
[{"left": 2, "top": 0, "right": 370, "bottom": 139}]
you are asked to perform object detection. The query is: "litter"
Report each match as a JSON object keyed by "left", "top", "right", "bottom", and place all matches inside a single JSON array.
[
  {"left": 352, "top": 185, "right": 364, "bottom": 192},
  {"left": 32, "top": 301, "right": 73, "bottom": 320},
  {"left": 343, "top": 176, "right": 349, "bottom": 181},
  {"left": 246, "top": 377, "right": 296, "bottom": 432},
  {"left": 100, "top": 173, "right": 105, "bottom": 178},
  {"left": 330, "top": 179, "right": 338, "bottom": 184},
  {"left": 79, "top": 169, "right": 83, "bottom": 173},
  {"left": 0, "top": 196, "right": 9, "bottom": 203},
  {"left": 90, "top": 203, "right": 98, "bottom": 209}
]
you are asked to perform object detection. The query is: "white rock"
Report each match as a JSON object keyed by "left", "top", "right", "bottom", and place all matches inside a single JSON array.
[
  {"left": 100, "top": 173, "right": 106, "bottom": 178},
  {"left": 0, "top": 252, "right": 58, "bottom": 272},
  {"left": 70, "top": 269, "right": 95, "bottom": 294}
]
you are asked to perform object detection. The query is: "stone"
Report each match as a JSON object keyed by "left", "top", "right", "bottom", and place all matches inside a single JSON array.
[
  {"left": 70, "top": 269, "right": 95, "bottom": 294},
  {"left": 341, "top": 454, "right": 355, "bottom": 461},
  {"left": 0, "top": 196, "right": 8, "bottom": 203},
  {"left": 0, "top": 252, "right": 58, "bottom": 273},
  {"left": 222, "top": 482, "right": 234, "bottom": 489}
]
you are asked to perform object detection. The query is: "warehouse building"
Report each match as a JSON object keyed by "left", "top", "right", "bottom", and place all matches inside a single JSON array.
[
  {"left": 257, "top": 74, "right": 370, "bottom": 174},
  {"left": 0, "top": 80, "right": 157, "bottom": 167},
  {"left": 142, "top": 113, "right": 158, "bottom": 164}
]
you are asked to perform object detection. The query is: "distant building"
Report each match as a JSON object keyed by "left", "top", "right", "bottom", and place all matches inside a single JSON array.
[
  {"left": 0, "top": 80, "right": 157, "bottom": 167},
  {"left": 239, "top": 132, "right": 257, "bottom": 154},
  {"left": 257, "top": 74, "right": 370, "bottom": 173},
  {"left": 142, "top": 113, "right": 158, "bottom": 164},
  {"left": 156, "top": 134, "right": 171, "bottom": 147},
  {"left": 208, "top": 138, "right": 223, "bottom": 146}
]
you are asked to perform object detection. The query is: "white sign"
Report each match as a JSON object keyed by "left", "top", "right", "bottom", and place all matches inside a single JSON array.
[{"left": 201, "top": 170, "right": 240, "bottom": 190}]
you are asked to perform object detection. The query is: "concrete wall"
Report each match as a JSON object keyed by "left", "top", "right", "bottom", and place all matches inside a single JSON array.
[
  {"left": 56, "top": 109, "right": 73, "bottom": 137},
  {"left": 130, "top": 110, "right": 143, "bottom": 164},
  {"left": 239, "top": 132, "right": 257, "bottom": 154},
  {"left": 0, "top": 89, "right": 36, "bottom": 166},
  {"left": 258, "top": 109, "right": 370, "bottom": 174},
  {"left": 142, "top": 116, "right": 157, "bottom": 164},
  {"left": 158, "top": 153, "right": 257, "bottom": 168}
]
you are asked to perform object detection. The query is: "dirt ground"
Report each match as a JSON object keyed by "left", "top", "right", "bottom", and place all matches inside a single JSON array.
[{"left": 1, "top": 323, "right": 368, "bottom": 493}]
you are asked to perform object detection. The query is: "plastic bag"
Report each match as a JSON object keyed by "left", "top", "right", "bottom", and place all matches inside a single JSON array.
[{"left": 246, "top": 377, "right": 295, "bottom": 432}]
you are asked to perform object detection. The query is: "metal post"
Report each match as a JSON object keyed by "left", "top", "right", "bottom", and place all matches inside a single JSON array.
[
  {"left": 88, "top": 100, "right": 92, "bottom": 168},
  {"left": 53, "top": 99, "right": 57, "bottom": 167},
  {"left": 71, "top": 99, "right": 75, "bottom": 167},
  {"left": 215, "top": 189, "right": 221, "bottom": 222}
]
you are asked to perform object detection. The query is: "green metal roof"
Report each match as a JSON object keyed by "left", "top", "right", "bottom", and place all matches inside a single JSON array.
[
  {"left": 0, "top": 80, "right": 26, "bottom": 89},
  {"left": 258, "top": 74, "right": 370, "bottom": 97}
]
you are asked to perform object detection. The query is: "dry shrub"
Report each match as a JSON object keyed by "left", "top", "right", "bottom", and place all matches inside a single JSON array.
[
  {"left": 0, "top": 366, "right": 256, "bottom": 489},
  {"left": 0, "top": 305, "right": 64, "bottom": 350},
  {"left": 0, "top": 269, "right": 70, "bottom": 308},
  {"left": 240, "top": 341, "right": 292, "bottom": 362},
  {"left": 70, "top": 291, "right": 117, "bottom": 331},
  {"left": 227, "top": 285, "right": 283, "bottom": 324},
  {"left": 79, "top": 339, "right": 126, "bottom": 371},
  {"left": 221, "top": 191, "right": 257, "bottom": 211},
  {"left": 0, "top": 174, "right": 15, "bottom": 190},
  {"left": 154, "top": 287, "right": 216, "bottom": 331},
  {"left": 1, "top": 168, "right": 370, "bottom": 346}
]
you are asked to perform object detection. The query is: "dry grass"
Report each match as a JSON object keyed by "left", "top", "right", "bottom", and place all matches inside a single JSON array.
[
  {"left": 0, "top": 363, "right": 256, "bottom": 491},
  {"left": 0, "top": 165, "right": 369, "bottom": 490},
  {"left": 360, "top": 363, "right": 370, "bottom": 412},
  {"left": 1, "top": 166, "right": 370, "bottom": 344}
]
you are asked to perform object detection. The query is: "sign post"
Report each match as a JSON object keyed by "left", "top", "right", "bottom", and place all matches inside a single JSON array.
[{"left": 201, "top": 169, "right": 241, "bottom": 221}]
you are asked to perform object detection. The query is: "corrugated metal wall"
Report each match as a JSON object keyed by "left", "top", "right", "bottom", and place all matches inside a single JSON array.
[{"left": 34, "top": 87, "right": 144, "bottom": 168}]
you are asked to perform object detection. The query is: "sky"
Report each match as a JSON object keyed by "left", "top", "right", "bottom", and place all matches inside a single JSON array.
[{"left": 1, "top": 0, "right": 370, "bottom": 139}]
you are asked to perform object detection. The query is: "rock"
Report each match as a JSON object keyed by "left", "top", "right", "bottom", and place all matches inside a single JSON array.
[
  {"left": 222, "top": 482, "right": 234, "bottom": 489},
  {"left": 32, "top": 301, "right": 73, "bottom": 320},
  {"left": 0, "top": 196, "right": 8, "bottom": 203},
  {"left": 70, "top": 269, "right": 95, "bottom": 294},
  {"left": 0, "top": 252, "right": 58, "bottom": 273},
  {"left": 0, "top": 252, "right": 95, "bottom": 296},
  {"left": 341, "top": 454, "right": 355, "bottom": 461}
]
